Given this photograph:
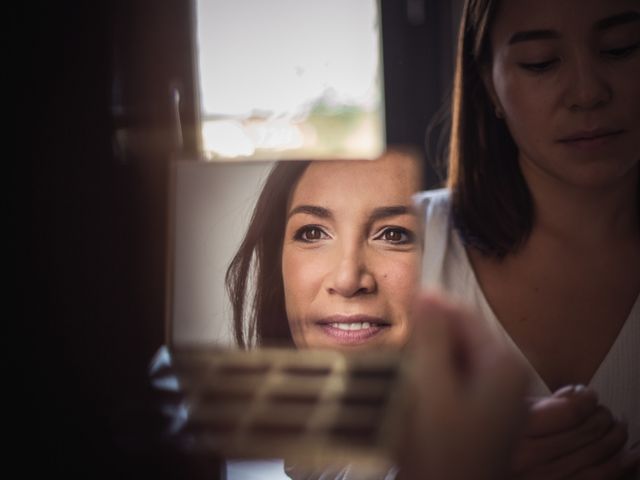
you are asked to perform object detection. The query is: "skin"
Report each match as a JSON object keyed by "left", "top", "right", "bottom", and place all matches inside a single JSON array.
[
  {"left": 512, "top": 387, "right": 637, "bottom": 479},
  {"left": 398, "top": 292, "right": 530, "bottom": 480},
  {"left": 487, "top": 0, "right": 640, "bottom": 191},
  {"left": 478, "top": 0, "right": 640, "bottom": 393},
  {"left": 281, "top": 153, "right": 421, "bottom": 350},
  {"left": 474, "top": 0, "right": 640, "bottom": 477}
]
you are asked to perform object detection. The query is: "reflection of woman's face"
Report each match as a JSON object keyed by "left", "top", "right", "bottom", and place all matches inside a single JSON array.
[{"left": 282, "top": 154, "right": 421, "bottom": 350}]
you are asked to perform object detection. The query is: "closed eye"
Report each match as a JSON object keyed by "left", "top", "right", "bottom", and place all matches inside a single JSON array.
[
  {"left": 518, "top": 58, "right": 558, "bottom": 73},
  {"left": 602, "top": 42, "right": 639, "bottom": 58}
]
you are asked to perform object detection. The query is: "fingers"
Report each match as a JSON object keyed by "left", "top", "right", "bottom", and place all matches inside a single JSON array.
[
  {"left": 513, "top": 406, "right": 616, "bottom": 472},
  {"left": 571, "top": 422, "right": 629, "bottom": 471},
  {"left": 557, "top": 423, "right": 627, "bottom": 478},
  {"left": 524, "top": 388, "right": 599, "bottom": 436},
  {"left": 519, "top": 420, "right": 629, "bottom": 479}
]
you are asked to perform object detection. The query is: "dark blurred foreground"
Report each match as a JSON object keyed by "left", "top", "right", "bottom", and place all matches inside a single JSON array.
[{"left": 24, "top": 1, "right": 455, "bottom": 476}]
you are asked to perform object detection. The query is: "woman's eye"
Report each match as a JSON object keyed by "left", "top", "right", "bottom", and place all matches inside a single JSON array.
[
  {"left": 518, "top": 59, "right": 558, "bottom": 73},
  {"left": 602, "top": 42, "right": 639, "bottom": 59},
  {"left": 375, "top": 227, "right": 414, "bottom": 245},
  {"left": 294, "top": 226, "right": 328, "bottom": 242}
]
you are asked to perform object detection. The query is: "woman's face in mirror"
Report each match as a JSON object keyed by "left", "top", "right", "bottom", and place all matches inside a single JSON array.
[
  {"left": 282, "top": 154, "right": 421, "bottom": 350},
  {"left": 487, "top": 0, "right": 640, "bottom": 189}
]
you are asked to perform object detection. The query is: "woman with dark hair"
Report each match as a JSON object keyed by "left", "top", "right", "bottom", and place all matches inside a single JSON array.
[
  {"left": 417, "top": 0, "right": 639, "bottom": 477},
  {"left": 226, "top": 151, "right": 423, "bottom": 351}
]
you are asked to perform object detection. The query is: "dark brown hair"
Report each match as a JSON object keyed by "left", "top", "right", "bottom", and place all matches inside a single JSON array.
[
  {"left": 448, "top": 0, "right": 532, "bottom": 257},
  {"left": 225, "top": 161, "right": 311, "bottom": 348}
]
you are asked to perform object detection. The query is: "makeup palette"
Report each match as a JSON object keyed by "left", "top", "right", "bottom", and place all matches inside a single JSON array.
[{"left": 168, "top": 348, "right": 405, "bottom": 469}]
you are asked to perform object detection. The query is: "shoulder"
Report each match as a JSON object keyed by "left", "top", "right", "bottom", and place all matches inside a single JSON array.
[{"left": 415, "top": 189, "right": 460, "bottom": 288}]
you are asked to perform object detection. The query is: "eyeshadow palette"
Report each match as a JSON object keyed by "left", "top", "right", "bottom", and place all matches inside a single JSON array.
[{"left": 170, "top": 348, "right": 405, "bottom": 469}]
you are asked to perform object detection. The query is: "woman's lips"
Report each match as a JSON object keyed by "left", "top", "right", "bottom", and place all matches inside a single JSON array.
[
  {"left": 558, "top": 128, "right": 624, "bottom": 150},
  {"left": 315, "top": 315, "right": 391, "bottom": 345}
]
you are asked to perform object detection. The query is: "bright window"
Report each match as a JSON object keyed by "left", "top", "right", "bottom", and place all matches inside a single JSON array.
[{"left": 195, "top": 0, "right": 385, "bottom": 160}]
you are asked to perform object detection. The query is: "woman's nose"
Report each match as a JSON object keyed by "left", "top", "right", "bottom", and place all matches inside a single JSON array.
[
  {"left": 564, "top": 57, "right": 612, "bottom": 111},
  {"left": 325, "top": 246, "right": 376, "bottom": 297}
]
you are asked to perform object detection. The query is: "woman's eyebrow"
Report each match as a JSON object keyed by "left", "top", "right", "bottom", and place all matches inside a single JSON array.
[
  {"left": 369, "top": 205, "right": 413, "bottom": 223},
  {"left": 287, "top": 205, "right": 332, "bottom": 220},
  {"left": 595, "top": 11, "right": 640, "bottom": 31},
  {"left": 508, "top": 10, "right": 640, "bottom": 45},
  {"left": 508, "top": 29, "right": 560, "bottom": 45}
]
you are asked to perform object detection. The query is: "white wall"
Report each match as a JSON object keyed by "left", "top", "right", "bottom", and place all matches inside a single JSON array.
[{"left": 170, "top": 160, "right": 275, "bottom": 347}]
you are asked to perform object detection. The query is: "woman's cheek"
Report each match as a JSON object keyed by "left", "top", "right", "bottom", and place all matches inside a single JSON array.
[
  {"left": 282, "top": 259, "right": 307, "bottom": 348},
  {"left": 283, "top": 249, "right": 323, "bottom": 313},
  {"left": 381, "top": 254, "right": 420, "bottom": 297}
]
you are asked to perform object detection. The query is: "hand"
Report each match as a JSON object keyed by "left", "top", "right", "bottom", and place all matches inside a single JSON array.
[
  {"left": 511, "top": 386, "right": 639, "bottom": 479},
  {"left": 397, "top": 291, "right": 530, "bottom": 480}
]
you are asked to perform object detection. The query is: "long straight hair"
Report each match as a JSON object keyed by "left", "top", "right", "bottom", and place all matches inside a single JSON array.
[
  {"left": 226, "top": 161, "right": 311, "bottom": 348},
  {"left": 448, "top": 0, "right": 532, "bottom": 257}
]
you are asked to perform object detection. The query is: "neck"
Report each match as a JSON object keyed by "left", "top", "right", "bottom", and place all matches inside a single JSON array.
[{"left": 519, "top": 158, "right": 639, "bottom": 247}]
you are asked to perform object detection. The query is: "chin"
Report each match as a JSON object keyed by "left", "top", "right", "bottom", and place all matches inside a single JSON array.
[
  {"left": 536, "top": 155, "right": 638, "bottom": 191},
  {"left": 566, "top": 163, "right": 638, "bottom": 190}
]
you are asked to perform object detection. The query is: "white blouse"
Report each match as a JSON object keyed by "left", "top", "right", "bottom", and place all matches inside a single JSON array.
[{"left": 415, "top": 189, "right": 640, "bottom": 449}]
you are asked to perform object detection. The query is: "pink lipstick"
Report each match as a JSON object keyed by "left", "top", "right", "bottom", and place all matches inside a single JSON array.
[{"left": 315, "top": 315, "right": 390, "bottom": 346}]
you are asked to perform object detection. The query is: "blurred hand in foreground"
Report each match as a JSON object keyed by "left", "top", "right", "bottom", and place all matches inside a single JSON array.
[{"left": 398, "top": 291, "right": 530, "bottom": 480}]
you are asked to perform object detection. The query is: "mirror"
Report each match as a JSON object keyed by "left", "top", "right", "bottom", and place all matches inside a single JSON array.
[
  {"left": 172, "top": 0, "right": 389, "bottom": 347},
  {"left": 170, "top": 148, "right": 423, "bottom": 348}
]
